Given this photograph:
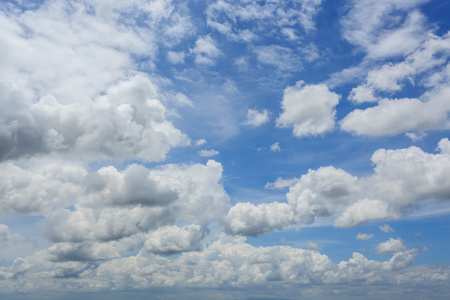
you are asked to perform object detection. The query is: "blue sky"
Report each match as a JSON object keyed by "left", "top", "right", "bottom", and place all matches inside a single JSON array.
[{"left": 0, "top": 0, "right": 450, "bottom": 299}]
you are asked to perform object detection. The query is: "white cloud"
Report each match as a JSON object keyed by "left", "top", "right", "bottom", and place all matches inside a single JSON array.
[
  {"left": 0, "top": 0, "right": 195, "bottom": 162},
  {"left": 167, "top": 51, "right": 185, "bottom": 64},
  {"left": 1, "top": 158, "right": 229, "bottom": 254},
  {"left": 356, "top": 233, "right": 374, "bottom": 241},
  {"left": 270, "top": 142, "right": 281, "bottom": 153},
  {"left": 405, "top": 131, "right": 427, "bottom": 142},
  {"left": 341, "top": 85, "right": 450, "bottom": 136},
  {"left": 376, "top": 238, "right": 406, "bottom": 254},
  {"left": 143, "top": 224, "right": 207, "bottom": 254},
  {"left": 335, "top": 199, "right": 392, "bottom": 227},
  {"left": 0, "top": 235, "right": 445, "bottom": 297},
  {"left": 223, "top": 202, "right": 294, "bottom": 236},
  {"left": 265, "top": 177, "right": 299, "bottom": 189},
  {"left": 195, "top": 139, "right": 207, "bottom": 146},
  {"left": 199, "top": 149, "right": 219, "bottom": 157},
  {"left": 379, "top": 224, "right": 394, "bottom": 233},
  {"left": 244, "top": 109, "right": 269, "bottom": 127},
  {"left": 191, "top": 35, "right": 222, "bottom": 66},
  {"left": 0, "top": 75, "right": 189, "bottom": 162},
  {"left": 0, "top": 224, "right": 23, "bottom": 242},
  {"left": 224, "top": 139, "right": 450, "bottom": 234},
  {"left": 348, "top": 32, "right": 450, "bottom": 103},
  {"left": 206, "top": 0, "right": 321, "bottom": 42},
  {"left": 341, "top": 0, "right": 431, "bottom": 59},
  {"left": 253, "top": 45, "right": 302, "bottom": 72},
  {"left": 277, "top": 81, "right": 340, "bottom": 137},
  {"left": 307, "top": 241, "right": 321, "bottom": 250}
]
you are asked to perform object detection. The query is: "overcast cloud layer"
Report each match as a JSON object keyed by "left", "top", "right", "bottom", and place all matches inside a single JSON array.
[{"left": 1, "top": 0, "right": 450, "bottom": 299}]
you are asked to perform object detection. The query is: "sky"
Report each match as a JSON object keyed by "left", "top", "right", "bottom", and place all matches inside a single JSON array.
[{"left": 0, "top": 0, "right": 450, "bottom": 299}]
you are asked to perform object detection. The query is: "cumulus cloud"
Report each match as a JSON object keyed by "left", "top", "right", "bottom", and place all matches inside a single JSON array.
[
  {"left": 307, "top": 241, "right": 322, "bottom": 250},
  {"left": 0, "top": 75, "right": 189, "bottom": 162},
  {"left": 0, "top": 224, "right": 23, "bottom": 242},
  {"left": 341, "top": 0, "right": 431, "bottom": 59},
  {"left": 265, "top": 176, "right": 299, "bottom": 189},
  {"left": 243, "top": 109, "right": 269, "bottom": 127},
  {"left": 253, "top": 45, "right": 303, "bottom": 72},
  {"left": 0, "top": 235, "right": 445, "bottom": 297},
  {"left": 199, "top": 149, "right": 219, "bottom": 157},
  {"left": 195, "top": 139, "right": 207, "bottom": 146},
  {"left": 341, "top": 85, "right": 450, "bottom": 136},
  {"left": 206, "top": 0, "right": 321, "bottom": 42},
  {"left": 191, "top": 35, "right": 222, "bottom": 66},
  {"left": 224, "top": 139, "right": 450, "bottom": 235},
  {"left": 0, "top": 158, "right": 228, "bottom": 260},
  {"left": 223, "top": 202, "right": 294, "bottom": 236},
  {"left": 380, "top": 224, "right": 394, "bottom": 233},
  {"left": 276, "top": 81, "right": 340, "bottom": 137},
  {"left": 270, "top": 142, "right": 281, "bottom": 153},
  {"left": 167, "top": 51, "right": 185, "bottom": 64},
  {"left": 349, "top": 32, "right": 450, "bottom": 103},
  {"left": 376, "top": 238, "right": 406, "bottom": 254},
  {"left": 0, "top": 1, "right": 195, "bottom": 162},
  {"left": 143, "top": 224, "right": 207, "bottom": 255},
  {"left": 356, "top": 233, "right": 374, "bottom": 241}
]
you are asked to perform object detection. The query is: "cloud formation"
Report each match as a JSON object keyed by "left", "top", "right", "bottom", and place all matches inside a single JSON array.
[
  {"left": 224, "top": 139, "right": 450, "bottom": 234},
  {"left": 0, "top": 235, "right": 446, "bottom": 298},
  {"left": 244, "top": 109, "right": 269, "bottom": 127},
  {"left": 276, "top": 81, "right": 340, "bottom": 137}
]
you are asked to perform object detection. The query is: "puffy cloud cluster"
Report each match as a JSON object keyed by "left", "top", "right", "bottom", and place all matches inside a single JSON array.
[
  {"left": 0, "top": 158, "right": 228, "bottom": 259},
  {"left": 191, "top": 35, "right": 223, "bottom": 66},
  {"left": 276, "top": 81, "right": 340, "bottom": 137},
  {"left": 0, "top": 75, "right": 189, "bottom": 161},
  {"left": 341, "top": 32, "right": 450, "bottom": 136},
  {"left": 244, "top": 108, "right": 269, "bottom": 128},
  {"left": 206, "top": 0, "right": 322, "bottom": 42},
  {"left": 0, "top": 235, "right": 447, "bottom": 297},
  {"left": 341, "top": 0, "right": 431, "bottom": 59},
  {"left": 0, "top": 0, "right": 195, "bottom": 162},
  {"left": 205, "top": 0, "right": 322, "bottom": 72},
  {"left": 224, "top": 138, "right": 450, "bottom": 235},
  {"left": 349, "top": 33, "right": 450, "bottom": 103},
  {"left": 376, "top": 238, "right": 406, "bottom": 254},
  {"left": 337, "top": 1, "right": 450, "bottom": 137},
  {"left": 356, "top": 233, "right": 374, "bottom": 241}
]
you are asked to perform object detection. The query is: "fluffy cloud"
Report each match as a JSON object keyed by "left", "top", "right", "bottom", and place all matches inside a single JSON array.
[
  {"left": 0, "top": 0, "right": 195, "bottom": 162},
  {"left": 341, "top": 85, "right": 450, "bottom": 136},
  {"left": 376, "top": 238, "right": 406, "bottom": 254},
  {"left": 199, "top": 149, "right": 219, "bottom": 157},
  {"left": 223, "top": 202, "right": 294, "bottom": 236},
  {"left": 356, "top": 233, "right": 374, "bottom": 240},
  {"left": 380, "top": 224, "right": 395, "bottom": 233},
  {"left": 339, "top": 3, "right": 450, "bottom": 137},
  {"left": 224, "top": 139, "right": 450, "bottom": 235},
  {"left": 270, "top": 142, "right": 281, "bottom": 152},
  {"left": 206, "top": 0, "right": 322, "bottom": 42},
  {"left": 0, "top": 0, "right": 194, "bottom": 100},
  {"left": 191, "top": 35, "right": 222, "bottom": 66},
  {"left": 1, "top": 158, "right": 228, "bottom": 260},
  {"left": 243, "top": 108, "right": 269, "bottom": 127},
  {"left": 143, "top": 224, "right": 207, "bottom": 254},
  {"left": 253, "top": 45, "right": 303, "bottom": 72},
  {"left": 341, "top": 0, "right": 431, "bottom": 59},
  {"left": 276, "top": 81, "right": 340, "bottom": 137},
  {"left": 341, "top": 32, "right": 450, "bottom": 136},
  {"left": 0, "top": 235, "right": 446, "bottom": 297},
  {"left": 0, "top": 75, "right": 189, "bottom": 162},
  {"left": 349, "top": 32, "right": 450, "bottom": 103}
]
